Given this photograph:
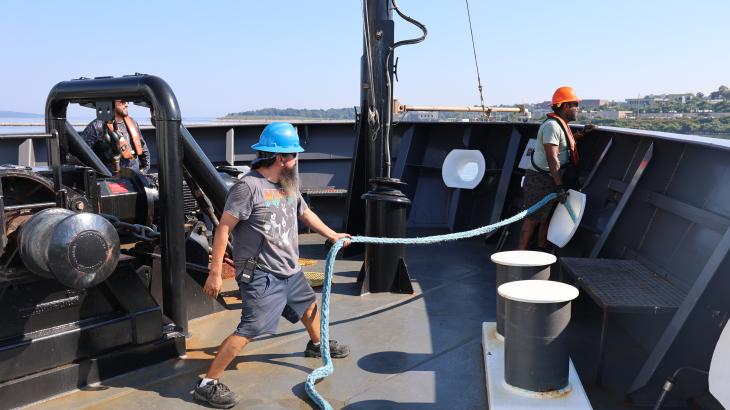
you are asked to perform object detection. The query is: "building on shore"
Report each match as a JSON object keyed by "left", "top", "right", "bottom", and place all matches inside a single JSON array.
[
  {"left": 583, "top": 110, "right": 633, "bottom": 120},
  {"left": 580, "top": 99, "right": 609, "bottom": 109}
]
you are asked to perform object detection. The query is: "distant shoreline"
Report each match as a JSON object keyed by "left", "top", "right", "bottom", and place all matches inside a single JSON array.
[
  {"left": 0, "top": 111, "right": 43, "bottom": 118},
  {"left": 0, "top": 122, "right": 86, "bottom": 127},
  {"left": 2, "top": 115, "right": 728, "bottom": 140},
  {"left": 217, "top": 115, "right": 352, "bottom": 122}
]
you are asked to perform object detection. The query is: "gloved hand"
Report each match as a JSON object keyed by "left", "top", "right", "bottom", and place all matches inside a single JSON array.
[{"left": 556, "top": 186, "right": 569, "bottom": 204}]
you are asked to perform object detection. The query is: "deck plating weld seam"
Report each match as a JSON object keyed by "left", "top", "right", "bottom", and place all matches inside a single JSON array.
[{"left": 305, "top": 193, "right": 558, "bottom": 410}]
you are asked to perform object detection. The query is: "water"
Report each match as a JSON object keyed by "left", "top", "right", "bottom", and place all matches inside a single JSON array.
[{"left": 0, "top": 117, "right": 51, "bottom": 134}]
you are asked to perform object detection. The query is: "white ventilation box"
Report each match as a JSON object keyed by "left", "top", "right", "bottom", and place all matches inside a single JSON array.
[{"left": 442, "top": 149, "right": 486, "bottom": 189}]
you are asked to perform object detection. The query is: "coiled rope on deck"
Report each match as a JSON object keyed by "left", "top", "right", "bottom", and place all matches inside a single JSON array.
[{"left": 305, "top": 193, "right": 559, "bottom": 409}]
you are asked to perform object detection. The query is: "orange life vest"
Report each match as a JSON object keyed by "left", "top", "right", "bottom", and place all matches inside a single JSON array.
[
  {"left": 106, "top": 116, "right": 144, "bottom": 160},
  {"left": 546, "top": 113, "right": 579, "bottom": 166}
]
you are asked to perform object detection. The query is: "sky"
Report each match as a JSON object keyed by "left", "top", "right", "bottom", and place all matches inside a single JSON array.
[{"left": 1, "top": 0, "right": 728, "bottom": 117}]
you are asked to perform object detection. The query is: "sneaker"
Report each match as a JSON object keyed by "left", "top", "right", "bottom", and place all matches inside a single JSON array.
[
  {"left": 304, "top": 339, "right": 350, "bottom": 359},
  {"left": 192, "top": 379, "right": 240, "bottom": 409}
]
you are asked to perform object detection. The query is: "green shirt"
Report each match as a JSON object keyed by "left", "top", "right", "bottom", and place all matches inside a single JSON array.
[{"left": 532, "top": 120, "right": 570, "bottom": 171}]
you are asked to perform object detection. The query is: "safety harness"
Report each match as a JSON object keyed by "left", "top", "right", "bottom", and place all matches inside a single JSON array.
[
  {"left": 530, "top": 114, "right": 579, "bottom": 173},
  {"left": 106, "top": 116, "right": 144, "bottom": 160},
  {"left": 546, "top": 113, "right": 579, "bottom": 166}
]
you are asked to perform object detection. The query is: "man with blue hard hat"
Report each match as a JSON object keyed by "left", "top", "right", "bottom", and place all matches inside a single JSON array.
[{"left": 195, "top": 122, "right": 351, "bottom": 408}]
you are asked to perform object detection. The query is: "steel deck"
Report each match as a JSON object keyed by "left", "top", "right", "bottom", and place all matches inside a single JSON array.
[
  {"left": 29, "top": 234, "right": 492, "bottom": 409},
  {"left": 21, "top": 234, "right": 660, "bottom": 409}
]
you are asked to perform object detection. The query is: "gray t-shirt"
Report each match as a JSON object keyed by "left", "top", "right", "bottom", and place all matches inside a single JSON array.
[
  {"left": 223, "top": 170, "right": 309, "bottom": 277},
  {"left": 532, "top": 120, "right": 570, "bottom": 171}
]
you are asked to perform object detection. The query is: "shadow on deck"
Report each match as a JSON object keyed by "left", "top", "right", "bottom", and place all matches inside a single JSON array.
[{"left": 28, "top": 233, "right": 646, "bottom": 409}]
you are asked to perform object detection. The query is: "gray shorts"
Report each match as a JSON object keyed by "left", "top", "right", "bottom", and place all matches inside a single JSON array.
[
  {"left": 523, "top": 170, "right": 559, "bottom": 222},
  {"left": 235, "top": 269, "right": 316, "bottom": 338}
]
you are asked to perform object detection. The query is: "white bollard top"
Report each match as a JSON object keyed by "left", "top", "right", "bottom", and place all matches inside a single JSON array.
[
  {"left": 490, "top": 250, "right": 556, "bottom": 267},
  {"left": 498, "top": 280, "right": 579, "bottom": 304}
]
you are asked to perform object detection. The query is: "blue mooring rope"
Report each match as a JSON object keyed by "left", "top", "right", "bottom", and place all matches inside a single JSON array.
[
  {"left": 305, "top": 192, "right": 559, "bottom": 409},
  {"left": 563, "top": 200, "right": 578, "bottom": 224}
]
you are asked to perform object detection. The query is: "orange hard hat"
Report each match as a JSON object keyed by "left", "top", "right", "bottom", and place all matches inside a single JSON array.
[{"left": 551, "top": 86, "right": 581, "bottom": 106}]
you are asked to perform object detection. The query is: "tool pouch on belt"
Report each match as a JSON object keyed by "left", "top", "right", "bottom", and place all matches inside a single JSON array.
[
  {"left": 236, "top": 236, "right": 265, "bottom": 284},
  {"left": 238, "top": 258, "right": 256, "bottom": 284}
]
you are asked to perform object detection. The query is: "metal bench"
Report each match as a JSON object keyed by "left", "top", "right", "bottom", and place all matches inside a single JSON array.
[
  {"left": 301, "top": 187, "right": 349, "bottom": 198},
  {"left": 559, "top": 257, "right": 687, "bottom": 385},
  {"left": 300, "top": 187, "right": 348, "bottom": 233}
]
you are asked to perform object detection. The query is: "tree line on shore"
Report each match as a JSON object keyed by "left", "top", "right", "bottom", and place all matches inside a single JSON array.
[
  {"left": 584, "top": 116, "right": 730, "bottom": 136},
  {"left": 223, "top": 108, "right": 354, "bottom": 120},
  {"left": 223, "top": 85, "right": 730, "bottom": 137}
]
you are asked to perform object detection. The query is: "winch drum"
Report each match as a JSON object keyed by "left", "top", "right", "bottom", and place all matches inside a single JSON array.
[{"left": 19, "top": 208, "right": 120, "bottom": 288}]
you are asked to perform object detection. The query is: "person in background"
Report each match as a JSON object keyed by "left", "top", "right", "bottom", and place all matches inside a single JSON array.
[
  {"left": 81, "top": 99, "right": 150, "bottom": 174},
  {"left": 519, "top": 86, "right": 594, "bottom": 251}
]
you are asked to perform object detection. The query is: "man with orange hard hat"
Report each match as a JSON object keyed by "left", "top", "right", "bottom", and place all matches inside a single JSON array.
[{"left": 518, "top": 86, "right": 594, "bottom": 251}]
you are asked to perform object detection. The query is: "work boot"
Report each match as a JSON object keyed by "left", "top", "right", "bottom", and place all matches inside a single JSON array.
[
  {"left": 304, "top": 339, "right": 350, "bottom": 358},
  {"left": 192, "top": 379, "right": 240, "bottom": 409}
]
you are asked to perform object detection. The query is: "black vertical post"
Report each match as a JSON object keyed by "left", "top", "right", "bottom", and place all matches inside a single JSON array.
[
  {"left": 347, "top": 0, "right": 427, "bottom": 240},
  {"left": 0, "top": 176, "right": 6, "bottom": 252},
  {"left": 344, "top": 1, "right": 389, "bottom": 239},
  {"left": 354, "top": 0, "right": 413, "bottom": 294},
  {"left": 368, "top": 0, "right": 390, "bottom": 181},
  {"left": 46, "top": 121, "right": 66, "bottom": 208},
  {"left": 157, "top": 117, "right": 187, "bottom": 334}
]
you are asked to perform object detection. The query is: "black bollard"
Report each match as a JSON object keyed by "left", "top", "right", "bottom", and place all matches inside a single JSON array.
[
  {"left": 491, "top": 251, "right": 556, "bottom": 338},
  {"left": 358, "top": 178, "right": 412, "bottom": 294},
  {"left": 499, "top": 280, "right": 579, "bottom": 392}
]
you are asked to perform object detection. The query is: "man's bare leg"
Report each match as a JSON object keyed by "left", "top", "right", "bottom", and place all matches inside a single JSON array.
[
  {"left": 518, "top": 218, "right": 539, "bottom": 250},
  {"left": 537, "top": 221, "right": 549, "bottom": 249},
  {"left": 205, "top": 334, "right": 251, "bottom": 379},
  {"left": 300, "top": 301, "right": 350, "bottom": 358},
  {"left": 300, "top": 301, "right": 320, "bottom": 343}
]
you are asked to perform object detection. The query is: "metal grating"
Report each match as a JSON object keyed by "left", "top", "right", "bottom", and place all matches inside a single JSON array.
[
  {"left": 301, "top": 187, "right": 348, "bottom": 197},
  {"left": 181, "top": 181, "right": 198, "bottom": 214},
  {"left": 560, "top": 258, "right": 687, "bottom": 313}
]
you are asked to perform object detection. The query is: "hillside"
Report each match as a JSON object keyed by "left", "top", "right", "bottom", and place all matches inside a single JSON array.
[{"left": 221, "top": 108, "right": 354, "bottom": 120}]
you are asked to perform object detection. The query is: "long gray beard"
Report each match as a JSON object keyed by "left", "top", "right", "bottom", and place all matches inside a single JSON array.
[{"left": 279, "top": 166, "right": 299, "bottom": 197}]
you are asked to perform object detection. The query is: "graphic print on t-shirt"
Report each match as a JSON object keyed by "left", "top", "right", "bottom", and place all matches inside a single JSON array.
[{"left": 262, "top": 188, "right": 298, "bottom": 249}]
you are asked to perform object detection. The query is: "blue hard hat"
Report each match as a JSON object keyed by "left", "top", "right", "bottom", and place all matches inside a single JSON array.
[{"left": 251, "top": 122, "right": 305, "bottom": 153}]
